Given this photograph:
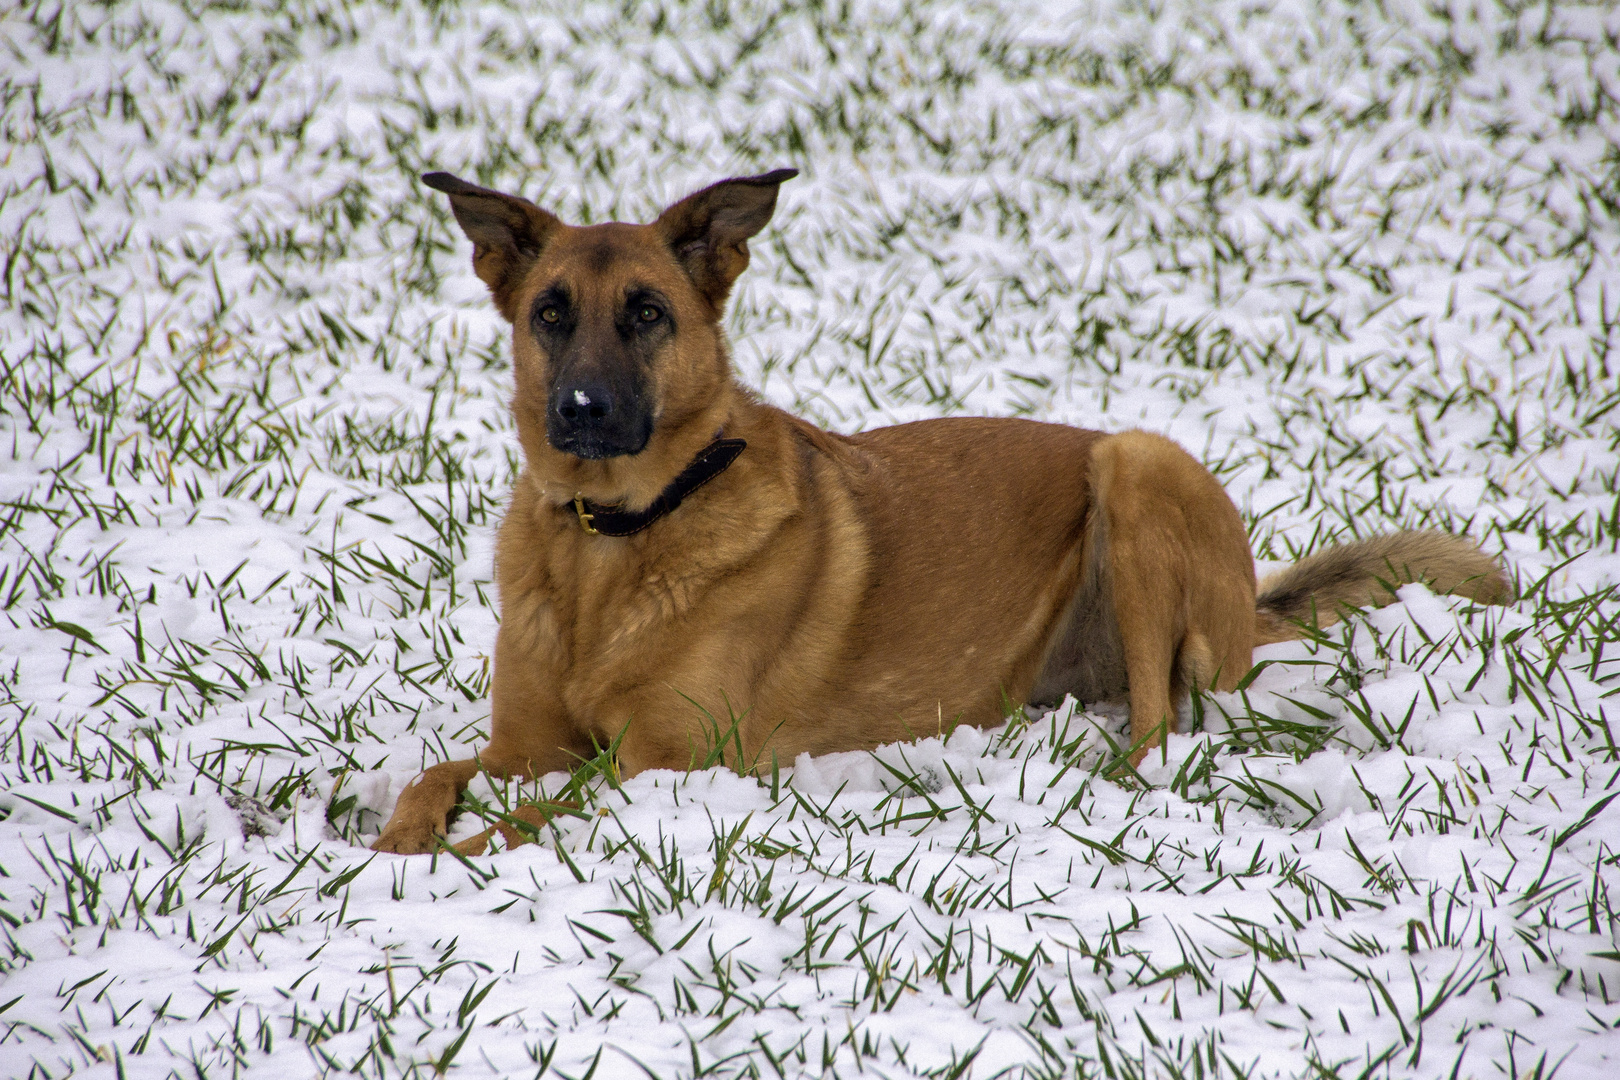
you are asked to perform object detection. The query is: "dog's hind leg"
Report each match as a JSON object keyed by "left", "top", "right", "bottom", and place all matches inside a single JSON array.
[{"left": 1089, "top": 431, "right": 1255, "bottom": 765}]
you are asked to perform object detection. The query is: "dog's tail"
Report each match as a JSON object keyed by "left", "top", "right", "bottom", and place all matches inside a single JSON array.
[{"left": 1254, "top": 530, "right": 1512, "bottom": 645}]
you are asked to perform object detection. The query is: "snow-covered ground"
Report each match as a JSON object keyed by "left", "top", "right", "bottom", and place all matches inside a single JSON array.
[{"left": 3, "top": 0, "right": 1619, "bottom": 1076}]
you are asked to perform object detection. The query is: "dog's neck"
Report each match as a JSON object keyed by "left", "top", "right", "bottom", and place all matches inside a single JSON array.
[{"left": 564, "top": 436, "right": 746, "bottom": 537}]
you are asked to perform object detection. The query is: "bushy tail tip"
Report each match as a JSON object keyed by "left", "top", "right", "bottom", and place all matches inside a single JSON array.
[{"left": 1255, "top": 530, "right": 1510, "bottom": 645}]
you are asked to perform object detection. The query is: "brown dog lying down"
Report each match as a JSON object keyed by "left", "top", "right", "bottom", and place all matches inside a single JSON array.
[{"left": 372, "top": 168, "right": 1510, "bottom": 855}]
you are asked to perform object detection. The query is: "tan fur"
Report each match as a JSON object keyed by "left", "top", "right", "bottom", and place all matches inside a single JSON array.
[{"left": 372, "top": 172, "right": 1511, "bottom": 854}]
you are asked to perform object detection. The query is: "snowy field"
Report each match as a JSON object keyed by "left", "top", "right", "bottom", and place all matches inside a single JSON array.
[{"left": 4, "top": 0, "right": 1620, "bottom": 1076}]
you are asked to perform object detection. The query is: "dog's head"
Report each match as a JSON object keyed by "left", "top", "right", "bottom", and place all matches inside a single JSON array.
[{"left": 424, "top": 168, "right": 795, "bottom": 481}]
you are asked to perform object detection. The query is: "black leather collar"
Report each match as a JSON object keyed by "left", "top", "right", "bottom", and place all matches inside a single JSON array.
[{"left": 569, "top": 438, "right": 746, "bottom": 537}]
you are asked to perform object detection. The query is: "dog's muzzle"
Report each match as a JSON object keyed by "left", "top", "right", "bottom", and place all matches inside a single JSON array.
[{"left": 547, "top": 378, "right": 651, "bottom": 459}]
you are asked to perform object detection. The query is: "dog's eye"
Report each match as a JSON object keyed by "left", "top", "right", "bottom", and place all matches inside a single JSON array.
[
  {"left": 538, "top": 306, "right": 561, "bottom": 325},
  {"left": 637, "top": 304, "right": 661, "bottom": 324}
]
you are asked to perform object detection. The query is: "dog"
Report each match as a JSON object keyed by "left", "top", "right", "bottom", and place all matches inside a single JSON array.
[{"left": 371, "top": 168, "right": 1509, "bottom": 855}]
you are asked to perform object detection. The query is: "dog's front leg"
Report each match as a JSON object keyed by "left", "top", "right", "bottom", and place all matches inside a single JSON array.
[
  {"left": 371, "top": 739, "right": 556, "bottom": 855},
  {"left": 377, "top": 622, "right": 593, "bottom": 855},
  {"left": 371, "top": 758, "right": 485, "bottom": 854}
]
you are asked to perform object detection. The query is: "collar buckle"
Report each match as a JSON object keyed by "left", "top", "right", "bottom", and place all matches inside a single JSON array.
[{"left": 572, "top": 495, "right": 599, "bottom": 535}]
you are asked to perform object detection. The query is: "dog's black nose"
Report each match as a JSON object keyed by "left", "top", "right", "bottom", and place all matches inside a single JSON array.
[
  {"left": 555, "top": 382, "right": 614, "bottom": 426},
  {"left": 547, "top": 378, "right": 650, "bottom": 459}
]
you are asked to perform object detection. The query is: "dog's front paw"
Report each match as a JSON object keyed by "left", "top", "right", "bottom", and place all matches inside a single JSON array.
[{"left": 371, "top": 816, "right": 444, "bottom": 855}]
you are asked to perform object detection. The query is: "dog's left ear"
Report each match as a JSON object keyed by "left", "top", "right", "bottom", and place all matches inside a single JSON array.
[{"left": 655, "top": 168, "right": 798, "bottom": 308}]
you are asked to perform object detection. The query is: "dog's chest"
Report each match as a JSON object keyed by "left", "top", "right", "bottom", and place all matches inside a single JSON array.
[{"left": 531, "top": 525, "right": 722, "bottom": 653}]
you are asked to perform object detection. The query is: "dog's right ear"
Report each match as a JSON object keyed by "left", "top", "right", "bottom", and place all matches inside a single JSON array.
[{"left": 423, "top": 173, "right": 560, "bottom": 322}]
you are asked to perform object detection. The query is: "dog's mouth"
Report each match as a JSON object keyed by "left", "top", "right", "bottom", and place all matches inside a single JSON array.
[
  {"left": 550, "top": 432, "right": 648, "bottom": 460},
  {"left": 546, "top": 417, "right": 653, "bottom": 460}
]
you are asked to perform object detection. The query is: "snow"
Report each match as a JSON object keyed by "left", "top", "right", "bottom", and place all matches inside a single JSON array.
[{"left": 2, "top": 0, "right": 1619, "bottom": 1077}]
